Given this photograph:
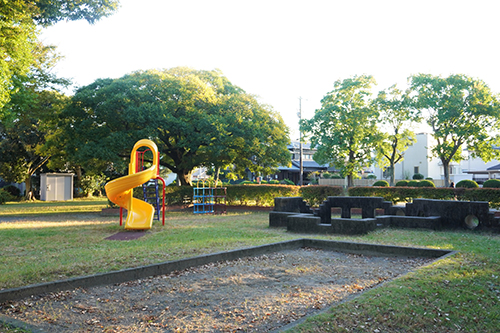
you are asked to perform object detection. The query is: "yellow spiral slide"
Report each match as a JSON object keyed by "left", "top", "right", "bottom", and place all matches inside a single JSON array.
[{"left": 105, "top": 139, "right": 159, "bottom": 230}]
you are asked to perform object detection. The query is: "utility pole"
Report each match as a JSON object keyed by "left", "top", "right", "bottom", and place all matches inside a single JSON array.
[{"left": 298, "top": 97, "right": 303, "bottom": 186}]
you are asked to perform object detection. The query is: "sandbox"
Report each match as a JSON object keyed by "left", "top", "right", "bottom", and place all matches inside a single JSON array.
[{"left": 0, "top": 239, "right": 454, "bottom": 332}]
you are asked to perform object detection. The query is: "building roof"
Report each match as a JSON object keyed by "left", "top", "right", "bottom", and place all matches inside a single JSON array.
[{"left": 487, "top": 163, "right": 500, "bottom": 171}]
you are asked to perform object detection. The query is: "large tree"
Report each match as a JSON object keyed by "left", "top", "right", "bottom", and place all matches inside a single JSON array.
[
  {"left": 409, "top": 74, "right": 500, "bottom": 187},
  {"left": 0, "top": 0, "right": 119, "bottom": 112},
  {"left": 301, "top": 75, "right": 383, "bottom": 187},
  {"left": 373, "top": 85, "right": 420, "bottom": 186},
  {"left": 59, "top": 68, "right": 291, "bottom": 185},
  {"left": 0, "top": 43, "right": 69, "bottom": 196}
]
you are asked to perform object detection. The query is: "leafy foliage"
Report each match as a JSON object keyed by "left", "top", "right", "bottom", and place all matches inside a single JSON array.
[
  {"left": 372, "top": 180, "right": 389, "bottom": 187},
  {"left": 456, "top": 179, "right": 479, "bottom": 188},
  {"left": 409, "top": 74, "right": 500, "bottom": 186},
  {"left": 373, "top": 85, "right": 419, "bottom": 186},
  {"left": 412, "top": 173, "right": 424, "bottom": 180},
  {"left": 0, "top": 44, "right": 69, "bottom": 196},
  {"left": 395, "top": 180, "right": 409, "bottom": 187},
  {"left": 418, "top": 179, "right": 435, "bottom": 187},
  {"left": 0, "top": 0, "right": 118, "bottom": 111},
  {"left": 301, "top": 75, "right": 383, "bottom": 187},
  {"left": 59, "top": 68, "right": 290, "bottom": 185},
  {"left": 0, "top": 188, "right": 15, "bottom": 204},
  {"left": 482, "top": 179, "right": 500, "bottom": 188},
  {"left": 299, "top": 186, "right": 344, "bottom": 207}
]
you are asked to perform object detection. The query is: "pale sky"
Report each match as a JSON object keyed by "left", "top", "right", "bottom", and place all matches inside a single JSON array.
[{"left": 41, "top": 0, "right": 500, "bottom": 139}]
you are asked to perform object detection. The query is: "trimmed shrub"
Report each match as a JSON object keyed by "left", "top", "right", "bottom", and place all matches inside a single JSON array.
[
  {"left": 280, "top": 179, "right": 295, "bottom": 185},
  {"left": 395, "top": 180, "right": 409, "bottom": 187},
  {"left": 408, "top": 180, "right": 420, "bottom": 187},
  {"left": 418, "top": 179, "right": 435, "bottom": 187},
  {"left": 413, "top": 173, "right": 424, "bottom": 180},
  {"left": 300, "top": 185, "right": 344, "bottom": 207},
  {"left": 322, "top": 172, "right": 333, "bottom": 179},
  {"left": 366, "top": 174, "right": 377, "bottom": 179},
  {"left": 268, "top": 180, "right": 280, "bottom": 185},
  {"left": 372, "top": 180, "right": 389, "bottom": 187},
  {"left": 226, "top": 184, "right": 300, "bottom": 206},
  {"left": 483, "top": 179, "right": 500, "bottom": 188},
  {"left": 456, "top": 179, "right": 479, "bottom": 188}
]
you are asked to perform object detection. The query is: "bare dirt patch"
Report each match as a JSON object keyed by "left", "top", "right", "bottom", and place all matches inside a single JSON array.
[{"left": 1, "top": 248, "right": 434, "bottom": 332}]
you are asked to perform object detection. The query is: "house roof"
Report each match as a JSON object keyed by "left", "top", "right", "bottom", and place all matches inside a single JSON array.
[
  {"left": 487, "top": 163, "right": 500, "bottom": 171},
  {"left": 288, "top": 141, "right": 314, "bottom": 150}
]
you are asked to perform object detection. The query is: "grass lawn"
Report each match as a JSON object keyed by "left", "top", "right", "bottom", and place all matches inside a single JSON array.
[{"left": 1, "top": 199, "right": 499, "bottom": 332}]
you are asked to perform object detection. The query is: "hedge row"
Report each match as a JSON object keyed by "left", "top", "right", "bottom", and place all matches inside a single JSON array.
[
  {"left": 348, "top": 186, "right": 500, "bottom": 208},
  {"left": 299, "top": 185, "right": 345, "bottom": 207},
  {"left": 160, "top": 185, "right": 345, "bottom": 207},
  {"left": 162, "top": 185, "right": 300, "bottom": 207},
  {"left": 154, "top": 184, "right": 500, "bottom": 209}
]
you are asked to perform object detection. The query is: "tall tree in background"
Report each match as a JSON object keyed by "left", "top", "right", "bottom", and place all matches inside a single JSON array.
[
  {"left": 58, "top": 68, "right": 290, "bottom": 185},
  {"left": 301, "top": 75, "right": 383, "bottom": 187},
  {"left": 373, "top": 85, "right": 420, "bottom": 185},
  {"left": 410, "top": 74, "right": 500, "bottom": 187},
  {"left": 0, "top": 44, "right": 69, "bottom": 196},
  {"left": 0, "top": 0, "right": 119, "bottom": 112}
]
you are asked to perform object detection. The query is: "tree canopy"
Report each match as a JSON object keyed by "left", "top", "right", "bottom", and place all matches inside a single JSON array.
[
  {"left": 373, "top": 84, "right": 420, "bottom": 186},
  {"left": 0, "top": 0, "right": 119, "bottom": 111},
  {"left": 409, "top": 73, "right": 500, "bottom": 186},
  {"left": 58, "top": 67, "right": 291, "bottom": 185},
  {"left": 0, "top": 43, "right": 69, "bottom": 196},
  {"left": 301, "top": 75, "right": 383, "bottom": 187}
]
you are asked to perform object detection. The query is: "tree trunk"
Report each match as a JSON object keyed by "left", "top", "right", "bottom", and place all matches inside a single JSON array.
[
  {"left": 214, "top": 167, "right": 221, "bottom": 185},
  {"left": 24, "top": 175, "right": 32, "bottom": 200},
  {"left": 347, "top": 174, "right": 354, "bottom": 188},
  {"left": 442, "top": 159, "right": 450, "bottom": 187},
  {"left": 177, "top": 169, "right": 193, "bottom": 186},
  {"left": 389, "top": 166, "right": 395, "bottom": 187}
]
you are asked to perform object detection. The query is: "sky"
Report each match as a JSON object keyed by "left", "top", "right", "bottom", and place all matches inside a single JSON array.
[{"left": 41, "top": 0, "right": 500, "bottom": 139}]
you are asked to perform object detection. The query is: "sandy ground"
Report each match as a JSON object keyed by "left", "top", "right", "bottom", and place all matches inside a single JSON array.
[{"left": 1, "top": 248, "right": 434, "bottom": 332}]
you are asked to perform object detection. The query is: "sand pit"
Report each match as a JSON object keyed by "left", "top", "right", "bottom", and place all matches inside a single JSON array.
[{"left": 1, "top": 247, "right": 434, "bottom": 332}]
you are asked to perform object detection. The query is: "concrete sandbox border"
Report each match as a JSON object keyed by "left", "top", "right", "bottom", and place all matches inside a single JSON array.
[{"left": 0, "top": 239, "right": 456, "bottom": 332}]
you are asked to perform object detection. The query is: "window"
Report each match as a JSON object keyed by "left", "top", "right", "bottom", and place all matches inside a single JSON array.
[{"left": 414, "top": 166, "right": 419, "bottom": 174}]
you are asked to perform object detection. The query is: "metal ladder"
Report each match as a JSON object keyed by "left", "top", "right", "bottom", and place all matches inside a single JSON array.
[{"left": 142, "top": 179, "right": 160, "bottom": 220}]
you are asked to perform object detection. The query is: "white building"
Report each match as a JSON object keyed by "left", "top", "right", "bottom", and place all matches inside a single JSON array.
[{"left": 373, "top": 133, "right": 500, "bottom": 185}]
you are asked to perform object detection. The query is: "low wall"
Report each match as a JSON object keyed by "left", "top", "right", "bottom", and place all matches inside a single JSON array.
[{"left": 270, "top": 196, "right": 500, "bottom": 235}]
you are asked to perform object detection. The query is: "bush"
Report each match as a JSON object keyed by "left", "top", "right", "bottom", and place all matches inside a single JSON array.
[
  {"left": 456, "top": 179, "right": 479, "bottom": 188},
  {"left": 268, "top": 180, "right": 280, "bottom": 185},
  {"left": 366, "top": 174, "right": 377, "bottom": 179},
  {"left": 0, "top": 188, "right": 15, "bottom": 204},
  {"left": 413, "top": 173, "right": 424, "bottom": 180},
  {"left": 418, "top": 179, "right": 435, "bottom": 187},
  {"left": 483, "top": 179, "right": 500, "bottom": 188},
  {"left": 300, "top": 185, "right": 344, "bottom": 207},
  {"left": 280, "top": 179, "right": 295, "bottom": 185},
  {"left": 372, "top": 180, "right": 389, "bottom": 187},
  {"left": 226, "top": 184, "right": 300, "bottom": 206},
  {"left": 408, "top": 180, "right": 420, "bottom": 187},
  {"left": 2, "top": 185, "right": 21, "bottom": 197},
  {"left": 330, "top": 173, "right": 342, "bottom": 179},
  {"left": 321, "top": 172, "right": 332, "bottom": 179},
  {"left": 395, "top": 180, "right": 409, "bottom": 187}
]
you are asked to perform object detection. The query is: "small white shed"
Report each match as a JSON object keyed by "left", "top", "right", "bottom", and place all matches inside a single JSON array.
[{"left": 40, "top": 173, "right": 74, "bottom": 201}]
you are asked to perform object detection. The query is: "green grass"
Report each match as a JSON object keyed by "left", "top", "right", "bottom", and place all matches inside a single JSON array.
[
  {"left": 0, "top": 197, "right": 109, "bottom": 216},
  {"left": 1, "top": 201, "right": 499, "bottom": 332}
]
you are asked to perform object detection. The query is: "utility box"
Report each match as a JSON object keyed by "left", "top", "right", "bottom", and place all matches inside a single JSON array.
[{"left": 40, "top": 173, "right": 74, "bottom": 201}]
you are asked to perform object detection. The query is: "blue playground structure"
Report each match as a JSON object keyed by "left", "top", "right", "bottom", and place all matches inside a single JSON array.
[{"left": 193, "top": 181, "right": 227, "bottom": 214}]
